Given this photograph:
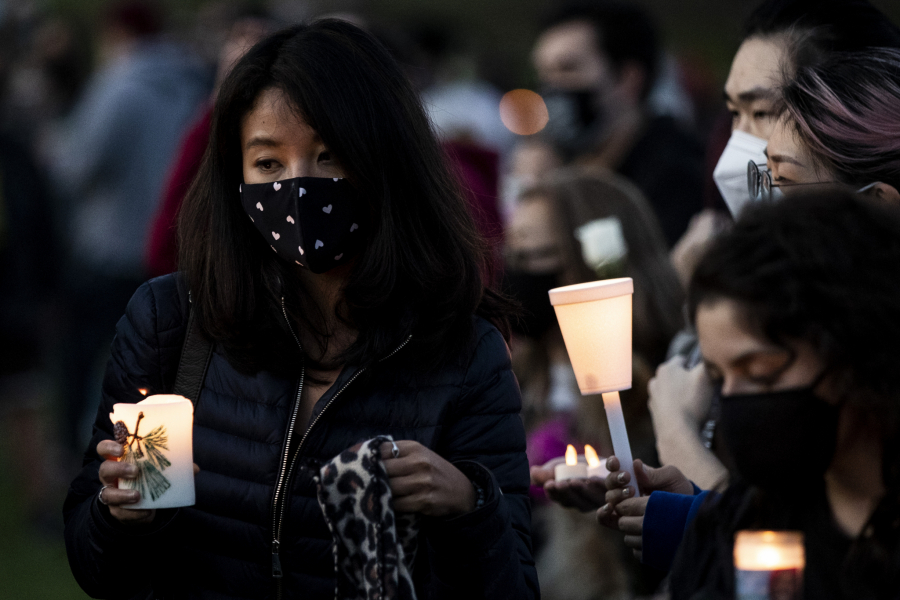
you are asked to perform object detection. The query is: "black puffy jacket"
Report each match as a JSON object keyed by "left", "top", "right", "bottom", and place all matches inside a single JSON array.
[{"left": 63, "top": 274, "right": 539, "bottom": 599}]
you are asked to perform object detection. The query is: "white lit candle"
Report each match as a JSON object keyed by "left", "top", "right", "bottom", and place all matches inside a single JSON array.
[
  {"left": 549, "top": 278, "right": 640, "bottom": 495},
  {"left": 734, "top": 530, "right": 804, "bottom": 600},
  {"left": 584, "top": 445, "right": 609, "bottom": 479},
  {"left": 554, "top": 444, "right": 588, "bottom": 481},
  {"left": 109, "top": 394, "right": 195, "bottom": 510}
]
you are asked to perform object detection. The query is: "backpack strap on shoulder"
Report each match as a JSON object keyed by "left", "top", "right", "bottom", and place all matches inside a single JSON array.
[{"left": 173, "top": 293, "right": 213, "bottom": 406}]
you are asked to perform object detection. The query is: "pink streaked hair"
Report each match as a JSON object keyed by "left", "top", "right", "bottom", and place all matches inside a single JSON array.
[{"left": 782, "top": 47, "right": 900, "bottom": 190}]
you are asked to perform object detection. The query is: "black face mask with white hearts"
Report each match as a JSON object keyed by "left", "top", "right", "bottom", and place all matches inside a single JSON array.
[{"left": 240, "top": 176, "right": 366, "bottom": 274}]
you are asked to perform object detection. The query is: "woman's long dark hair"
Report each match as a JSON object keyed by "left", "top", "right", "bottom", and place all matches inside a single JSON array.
[
  {"left": 178, "top": 20, "right": 510, "bottom": 373},
  {"left": 685, "top": 190, "right": 900, "bottom": 594}
]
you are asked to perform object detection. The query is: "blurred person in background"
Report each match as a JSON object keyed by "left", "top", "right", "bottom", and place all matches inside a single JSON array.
[
  {"left": 145, "top": 5, "right": 276, "bottom": 278},
  {"left": 504, "top": 167, "right": 681, "bottom": 598},
  {"left": 414, "top": 22, "right": 516, "bottom": 158},
  {"left": 50, "top": 0, "right": 209, "bottom": 458},
  {"left": 0, "top": 14, "right": 91, "bottom": 155},
  {"left": 518, "top": 0, "right": 705, "bottom": 247},
  {"left": 393, "top": 21, "right": 508, "bottom": 267},
  {"left": 0, "top": 7, "right": 63, "bottom": 528}
]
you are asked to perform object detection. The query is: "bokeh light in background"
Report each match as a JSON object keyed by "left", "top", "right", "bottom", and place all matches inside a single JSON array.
[{"left": 499, "top": 89, "right": 549, "bottom": 135}]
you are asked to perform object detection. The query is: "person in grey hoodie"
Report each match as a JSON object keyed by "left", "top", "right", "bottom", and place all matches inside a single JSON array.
[{"left": 50, "top": 0, "right": 209, "bottom": 456}]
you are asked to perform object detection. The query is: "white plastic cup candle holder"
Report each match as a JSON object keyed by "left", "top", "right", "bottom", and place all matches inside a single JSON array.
[
  {"left": 549, "top": 278, "right": 639, "bottom": 495},
  {"left": 549, "top": 278, "right": 633, "bottom": 394},
  {"left": 734, "top": 530, "right": 804, "bottom": 600},
  {"left": 109, "top": 394, "right": 195, "bottom": 510}
]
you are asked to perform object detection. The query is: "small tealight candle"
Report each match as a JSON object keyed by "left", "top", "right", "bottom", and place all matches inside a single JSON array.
[
  {"left": 584, "top": 445, "right": 609, "bottom": 479},
  {"left": 734, "top": 530, "right": 804, "bottom": 600},
  {"left": 554, "top": 444, "right": 587, "bottom": 481}
]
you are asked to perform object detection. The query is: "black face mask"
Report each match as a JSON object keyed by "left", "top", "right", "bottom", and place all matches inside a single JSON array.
[
  {"left": 502, "top": 270, "right": 560, "bottom": 339},
  {"left": 240, "top": 176, "right": 366, "bottom": 274},
  {"left": 719, "top": 382, "right": 840, "bottom": 492},
  {"left": 541, "top": 87, "right": 606, "bottom": 157}
]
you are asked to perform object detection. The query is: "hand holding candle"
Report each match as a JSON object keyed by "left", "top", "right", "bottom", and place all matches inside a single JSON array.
[
  {"left": 108, "top": 394, "right": 195, "bottom": 510},
  {"left": 549, "top": 278, "right": 640, "bottom": 495}
]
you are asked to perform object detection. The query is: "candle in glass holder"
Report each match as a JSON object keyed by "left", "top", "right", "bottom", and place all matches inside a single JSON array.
[
  {"left": 109, "top": 394, "right": 195, "bottom": 510},
  {"left": 554, "top": 444, "right": 587, "bottom": 481},
  {"left": 584, "top": 445, "right": 609, "bottom": 479},
  {"left": 734, "top": 530, "right": 804, "bottom": 600}
]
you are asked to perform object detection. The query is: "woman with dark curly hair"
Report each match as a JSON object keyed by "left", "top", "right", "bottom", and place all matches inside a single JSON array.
[
  {"left": 664, "top": 189, "right": 900, "bottom": 598},
  {"left": 62, "top": 20, "right": 537, "bottom": 600}
]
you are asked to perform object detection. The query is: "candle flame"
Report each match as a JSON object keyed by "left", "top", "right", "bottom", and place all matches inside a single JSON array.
[
  {"left": 755, "top": 547, "right": 783, "bottom": 569},
  {"left": 734, "top": 530, "right": 804, "bottom": 570},
  {"left": 584, "top": 444, "right": 601, "bottom": 468},
  {"left": 565, "top": 444, "right": 578, "bottom": 466},
  {"left": 137, "top": 388, "right": 149, "bottom": 396}
]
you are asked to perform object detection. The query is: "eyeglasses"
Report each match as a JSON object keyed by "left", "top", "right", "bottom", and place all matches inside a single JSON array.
[
  {"left": 747, "top": 161, "right": 881, "bottom": 202},
  {"left": 746, "top": 161, "right": 824, "bottom": 201}
]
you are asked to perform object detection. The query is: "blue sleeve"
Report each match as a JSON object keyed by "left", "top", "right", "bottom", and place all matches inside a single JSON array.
[{"left": 641, "top": 489, "right": 712, "bottom": 572}]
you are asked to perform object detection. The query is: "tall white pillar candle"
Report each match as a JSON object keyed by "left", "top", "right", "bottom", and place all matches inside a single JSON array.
[{"left": 109, "top": 394, "right": 195, "bottom": 510}]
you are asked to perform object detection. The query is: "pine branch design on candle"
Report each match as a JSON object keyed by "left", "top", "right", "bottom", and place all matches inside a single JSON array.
[{"left": 115, "top": 411, "right": 173, "bottom": 501}]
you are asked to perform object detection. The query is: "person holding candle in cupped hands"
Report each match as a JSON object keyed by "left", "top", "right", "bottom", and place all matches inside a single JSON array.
[{"left": 63, "top": 20, "right": 538, "bottom": 600}]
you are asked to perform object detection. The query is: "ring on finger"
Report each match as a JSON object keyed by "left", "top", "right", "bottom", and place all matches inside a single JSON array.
[
  {"left": 391, "top": 441, "right": 400, "bottom": 459},
  {"left": 98, "top": 484, "right": 112, "bottom": 506}
]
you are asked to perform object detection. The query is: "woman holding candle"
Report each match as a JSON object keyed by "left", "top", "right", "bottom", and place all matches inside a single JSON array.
[
  {"left": 507, "top": 169, "right": 681, "bottom": 599},
  {"left": 665, "top": 189, "right": 900, "bottom": 598},
  {"left": 63, "top": 20, "right": 537, "bottom": 600},
  {"left": 506, "top": 168, "right": 683, "bottom": 473}
]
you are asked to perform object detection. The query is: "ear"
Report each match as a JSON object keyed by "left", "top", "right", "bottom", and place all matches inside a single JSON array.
[
  {"left": 615, "top": 61, "right": 647, "bottom": 105},
  {"left": 865, "top": 182, "right": 900, "bottom": 205}
]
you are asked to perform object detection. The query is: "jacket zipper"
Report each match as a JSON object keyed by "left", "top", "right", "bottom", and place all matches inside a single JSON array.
[{"left": 271, "top": 298, "right": 411, "bottom": 596}]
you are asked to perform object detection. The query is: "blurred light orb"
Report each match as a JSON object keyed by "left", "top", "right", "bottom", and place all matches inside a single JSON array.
[{"left": 499, "top": 89, "right": 549, "bottom": 136}]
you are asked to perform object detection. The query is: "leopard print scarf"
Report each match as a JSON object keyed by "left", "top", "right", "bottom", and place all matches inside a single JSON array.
[{"left": 316, "top": 436, "right": 419, "bottom": 600}]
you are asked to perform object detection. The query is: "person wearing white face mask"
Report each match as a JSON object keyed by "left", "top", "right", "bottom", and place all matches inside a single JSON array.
[
  {"left": 712, "top": 0, "right": 900, "bottom": 217},
  {"left": 675, "top": 0, "right": 900, "bottom": 286}
]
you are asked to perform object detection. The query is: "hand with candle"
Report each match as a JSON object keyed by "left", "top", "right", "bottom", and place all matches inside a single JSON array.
[
  {"left": 96, "top": 438, "right": 202, "bottom": 524},
  {"left": 597, "top": 457, "right": 693, "bottom": 559},
  {"left": 530, "top": 446, "right": 608, "bottom": 512},
  {"left": 96, "top": 439, "right": 156, "bottom": 524}
]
